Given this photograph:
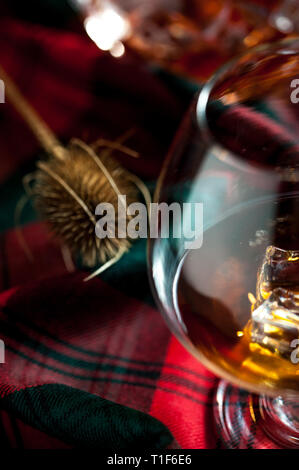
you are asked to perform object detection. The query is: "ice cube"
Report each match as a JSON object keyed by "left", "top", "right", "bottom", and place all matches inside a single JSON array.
[
  {"left": 251, "top": 287, "right": 299, "bottom": 359},
  {"left": 256, "top": 245, "right": 299, "bottom": 303},
  {"left": 250, "top": 246, "right": 299, "bottom": 360}
]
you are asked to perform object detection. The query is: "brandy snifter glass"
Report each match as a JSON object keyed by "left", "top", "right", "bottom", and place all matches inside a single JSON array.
[{"left": 148, "top": 39, "right": 299, "bottom": 448}]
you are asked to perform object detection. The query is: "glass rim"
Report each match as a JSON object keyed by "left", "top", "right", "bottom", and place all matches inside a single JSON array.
[
  {"left": 154, "top": 36, "right": 299, "bottom": 207},
  {"left": 196, "top": 36, "right": 299, "bottom": 141}
]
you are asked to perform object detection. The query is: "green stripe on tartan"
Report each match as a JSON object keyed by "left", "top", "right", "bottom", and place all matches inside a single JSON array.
[
  {"left": 0, "top": 319, "right": 159, "bottom": 379},
  {"left": 3, "top": 304, "right": 162, "bottom": 366},
  {"left": 6, "top": 345, "right": 213, "bottom": 407},
  {"left": 0, "top": 384, "right": 173, "bottom": 449},
  {"left": 3, "top": 303, "right": 160, "bottom": 365},
  {"left": 7, "top": 343, "right": 160, "bottom": 386},
  {"left": 2, "top": 305, "right": 215, "bottom": 383}
]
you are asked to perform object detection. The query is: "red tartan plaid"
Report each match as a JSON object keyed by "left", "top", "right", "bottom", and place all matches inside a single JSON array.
[{"left": 0, "top": 15, "right": 282, "bottom": 449}]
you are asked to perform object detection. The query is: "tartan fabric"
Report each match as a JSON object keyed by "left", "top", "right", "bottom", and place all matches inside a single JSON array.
[{"left": 0, "top": 15, "right": 282, "bottom": 449}]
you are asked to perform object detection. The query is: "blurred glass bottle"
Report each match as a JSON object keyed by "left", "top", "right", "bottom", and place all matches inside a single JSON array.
[{"left": 71, "top": 0, "right": 299, "bottom": 81}]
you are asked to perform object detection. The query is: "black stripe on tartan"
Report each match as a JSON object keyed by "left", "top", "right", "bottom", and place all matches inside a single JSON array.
[
  {"left": 215, "top": 436, "right": 223, "bottom": 449},
  {"left": 161, "top": 374, "right": 215, "bottom": 397},
  {"left": 9, "top": 416, "right": 24, "bottom": 449},
  {"left": 0, "top": 412, "right": 11, "bottom": 449},
  {"left": 164, "top": 364, "right": 216, "bottom": 383},
  {"left": 2, "top": 305, "right": 214, "bottom": 383},
  {"left": 246, "top": 420, "right": 256, "bottom": 449},
  {"left": 246, "top": 395, "right": 258, "bottom": 449},
  {"left": 224, "top": 385, "right": 240, "bottom": 448},
  {"left": 5, "top": 345, "right": 213, "bottom": 407},
  {"left": 213, "top": 418, "right": 228, "bottom": 449},
  {"left": 0, "top": 319, "right": 215, "bottom": 398},
  {"left": 0, "top": 233, "right": 9, "bottom": 291},
  {"left": 228, "top": 385, "right": 246, "bottom": 449}
]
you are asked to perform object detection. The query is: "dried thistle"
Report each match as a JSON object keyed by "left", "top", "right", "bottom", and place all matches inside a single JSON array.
[
  {"left": 0, "top": 65, "right": 150, "bottom": 280},
  {"left": 34, "top": 140, "right": 139, "bottom": 266}
]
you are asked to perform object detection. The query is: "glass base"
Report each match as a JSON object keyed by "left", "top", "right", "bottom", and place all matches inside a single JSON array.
[{"left": 214, "top": 380, "right": 299, "bottom": 449}]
